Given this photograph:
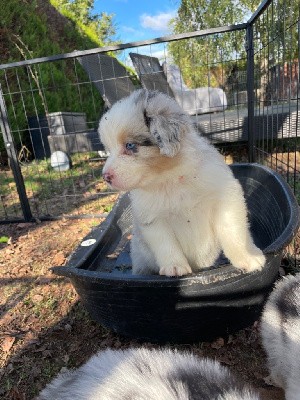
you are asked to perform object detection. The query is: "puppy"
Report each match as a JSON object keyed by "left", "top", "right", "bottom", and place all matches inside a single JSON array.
[
  {"left": 99, "top": 89, "right": 265, "bottom": 276},
  {"left": 260, "top": 273, "right": 300, "bottom": 400},
  {"left": 37, "top": 347, "right": 260, "bottom": 400}
]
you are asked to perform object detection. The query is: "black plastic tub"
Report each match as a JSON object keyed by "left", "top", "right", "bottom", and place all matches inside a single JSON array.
[{"left": 53, "top": 163, "right": 300, "bottom": 343}]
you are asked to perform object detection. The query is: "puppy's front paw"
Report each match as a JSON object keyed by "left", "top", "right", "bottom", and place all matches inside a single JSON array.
[
  {"left": 233, "top": 249, "right": 266, "bottom": 273},
  {"left": 159, "top": 264, "right": 192, "bottom": 277}
]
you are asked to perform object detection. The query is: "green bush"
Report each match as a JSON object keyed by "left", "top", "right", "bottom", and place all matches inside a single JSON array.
[{"left": 0, "top": 0, "right": 115, "bottom": 154}]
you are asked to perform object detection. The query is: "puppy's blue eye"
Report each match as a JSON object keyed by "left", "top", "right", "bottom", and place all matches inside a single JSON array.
[{"left": 125, "top": 142, "right": 138, "bottom": 151}]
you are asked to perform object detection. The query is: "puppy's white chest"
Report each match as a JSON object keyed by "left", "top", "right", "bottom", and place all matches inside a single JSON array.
[
  {"left": 168, "top": 205, "right": 218, "bottom": 268},
  {"left": 169, "top": 204, "right": 212, "bottom": 238}
]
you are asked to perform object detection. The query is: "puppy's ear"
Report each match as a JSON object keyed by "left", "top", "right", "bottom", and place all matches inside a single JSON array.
[{"left": 144, "top": 91, "right": 190, "bottom": 157}]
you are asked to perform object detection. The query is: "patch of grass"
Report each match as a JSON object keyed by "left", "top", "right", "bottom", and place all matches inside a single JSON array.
[
  {"left": 0, "top": 152, "right": 117, "bottom": 219},
  {"left": 102, "top": 204, "right": 114, "bottom": 213},
  {"left": 0, "top": 173, "right": 16, "bottom": 196},
  {"left": 40, "top": 360, "right": 61, "bottom": 382},
  {"left": 290, "top": 180, "right": 300, "bottom": 203},
  {"left": 20, "top": 153, "right": 104, "bottom": 200}
]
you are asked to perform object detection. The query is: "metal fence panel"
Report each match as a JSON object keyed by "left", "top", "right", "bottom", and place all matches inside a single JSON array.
[
  {"left": 0, "top": 25, "right": 250, "bottom": 222},
  {"left": 251, "top": 0, "right": 300, "bottom": 267}
]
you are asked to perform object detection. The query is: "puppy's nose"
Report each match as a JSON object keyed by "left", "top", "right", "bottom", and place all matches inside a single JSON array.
[{"left": 103, "top": 171, "right": 114, "bottom": 184}]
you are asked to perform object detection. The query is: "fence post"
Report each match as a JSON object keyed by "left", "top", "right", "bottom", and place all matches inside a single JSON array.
[
  {"left": 246, "top": 23, "right": 256, "bottom": 163},
  {"left": 0, "top": 85, "right": 33, "bottom": 222}
]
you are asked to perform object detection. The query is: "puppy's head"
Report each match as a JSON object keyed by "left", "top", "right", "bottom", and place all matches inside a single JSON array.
[{"left": 98, "top": 89, "right": 191, "bottom": 191}]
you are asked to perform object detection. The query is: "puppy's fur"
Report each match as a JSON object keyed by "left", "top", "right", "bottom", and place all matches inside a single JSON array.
[
  {"left": 37, "top": 347, "right": 260, "bottom": 400},
  {"left": 261, "top": 273, "right": 300, "bottom": 400},
  {"left": 99, "top": 89, "right": 265, "bottom": 276}
]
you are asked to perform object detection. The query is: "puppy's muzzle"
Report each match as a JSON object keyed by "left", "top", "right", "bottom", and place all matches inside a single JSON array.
[{"left": 103, "top": 171, "right": 114, "bottom": 185}]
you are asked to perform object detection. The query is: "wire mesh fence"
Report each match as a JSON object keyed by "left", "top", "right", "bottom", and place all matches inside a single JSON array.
[
  {"left": 253, "top": 0, "right": 299, "bottom": 179},
  {"left": 0, "top": 0, "right": 299, "bottom": 260},
  {"left": 250, "top": 0, "right": 300, "bottom": 268},
  {"left": 0, "top": 26, "right": 248, "bottom": 223}
]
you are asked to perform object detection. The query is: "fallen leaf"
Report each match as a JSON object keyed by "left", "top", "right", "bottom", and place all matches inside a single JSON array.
[
  {"left": 53, "top": 252, "right": 65, "bottom": 266},
  {"left": 5, "top": 248, "right": 15, "bottom": 255},
  {"left": 1, "top": 336, "right": 16, "bottom": 353},
  {"left": 35, "top": 276, "right": 53, "bottom": 285},
  {"left": 32, "top": 294, "right": 44, "bottom": 303},
  {"left": 16, "top": 223, "right": 33, "bottom": 229}
]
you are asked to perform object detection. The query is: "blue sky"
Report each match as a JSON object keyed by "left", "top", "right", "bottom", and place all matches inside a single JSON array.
[{"left": 94, "top": 0, "right": 179, "bottom": 44}]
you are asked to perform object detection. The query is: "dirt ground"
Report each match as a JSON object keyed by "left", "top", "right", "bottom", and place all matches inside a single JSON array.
[{"left": 0, "top": 218, "right": 289, "bottom": 399}]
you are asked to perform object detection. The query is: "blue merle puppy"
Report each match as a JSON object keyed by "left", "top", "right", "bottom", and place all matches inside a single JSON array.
[
  {"left": 261, "top": 273, "right": 300, "bottom": 400},
  {"left": 37, "top": 347, "right": 260, "bottom": 400}
]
